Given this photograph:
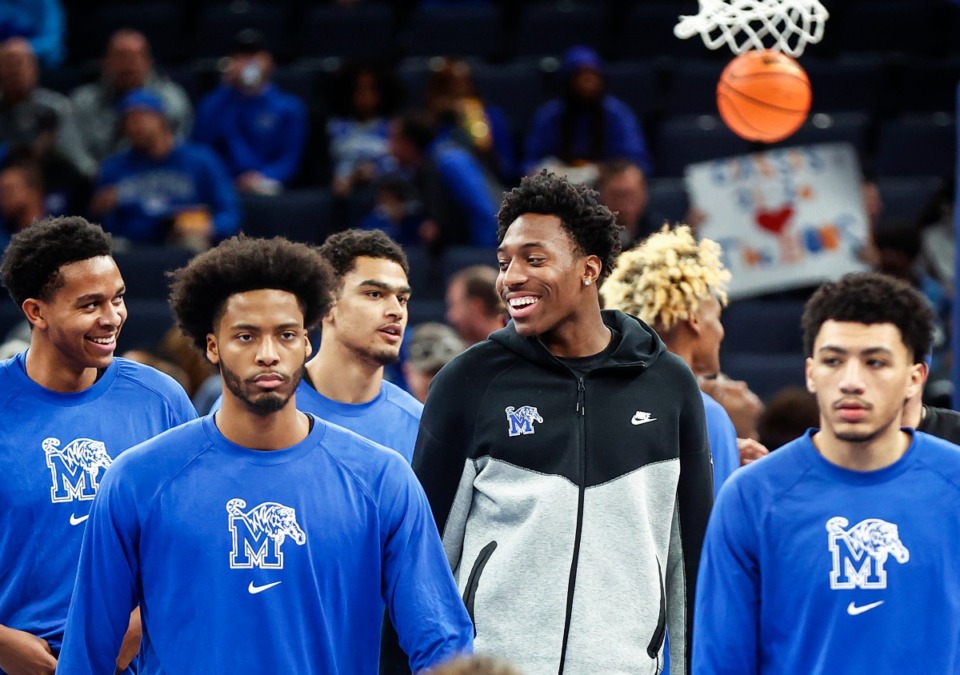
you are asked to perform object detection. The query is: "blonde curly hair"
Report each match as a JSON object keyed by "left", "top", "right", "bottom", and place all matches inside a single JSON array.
[{"left": 600, "top": 224, "right": 731, "bottom": 330}]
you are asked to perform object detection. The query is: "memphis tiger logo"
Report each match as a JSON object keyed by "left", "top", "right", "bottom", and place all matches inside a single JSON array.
[
  {"left": 227, "top": 498, "right": 306, "bottom": 569},
  {"left": 826, "top": 516, "right": 910, "bottom": 589},
  {"left": 43, "top": 437, "right": 112, "bottom": 502},
  {"left": 505, "top": 405, "right": 543, "bottom": 437}
]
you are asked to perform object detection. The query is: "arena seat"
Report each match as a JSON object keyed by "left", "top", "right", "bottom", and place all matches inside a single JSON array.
[{"left": 241, "top": 189, "right": 334, "bottom": 245}]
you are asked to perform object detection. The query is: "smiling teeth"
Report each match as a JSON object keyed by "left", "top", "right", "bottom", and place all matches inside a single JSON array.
[
  {"left": 509, "top": 297, "right": 538, "bottom": 307},
  {"left": 90, "top": 336, "right": 115, "bottom": 345}
]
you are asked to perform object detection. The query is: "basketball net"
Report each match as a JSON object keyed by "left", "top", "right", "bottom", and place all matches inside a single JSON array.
[{"left": 675, "top": 0, "right": 829, "bottom": 57}]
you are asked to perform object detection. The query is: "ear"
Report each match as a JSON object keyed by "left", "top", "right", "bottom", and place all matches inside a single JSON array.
[
  {"left": 21, "top": 298, "right": 46, "bottom": 329},
  {"left": 582, "top": 254, "right": 602, "bottom": 287},
  {"left": 687, "top": 309, "right": 703, "bottom": 337},
  {"left": 904, "top": 361, "right": 925, "bottom": 403},
  {"left": 805, "top": 357, "right": 816, "bottom": 394},
  {"left": 206, "top": 333, "right": 220, "bottom": 366},
  {"left": 304, "top": 332, "right": 313, "bottom": 359}
]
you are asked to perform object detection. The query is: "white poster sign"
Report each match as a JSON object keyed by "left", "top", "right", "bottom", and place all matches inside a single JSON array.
[{"left": 685, "top": 143, "right": 870, "bottom": 299}]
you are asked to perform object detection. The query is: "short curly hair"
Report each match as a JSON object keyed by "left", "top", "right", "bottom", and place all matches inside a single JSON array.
[
  {"left": 601, "top": 225, "right": 730, "bottom": 329},
  {"left": 1, "top": 216, "right": 112, "bottom": 306},
  {"left": 801, "top": 272, "right": 934, "bottom": 363},
  {"left": 169, "top": 236, "right": 335, "bottom": 352},
  {"left": 497, "top": 171, "right": 621, "bottom": 282},
  {"left": 317, "top": 228, "right": 409, "bottom": 288}
]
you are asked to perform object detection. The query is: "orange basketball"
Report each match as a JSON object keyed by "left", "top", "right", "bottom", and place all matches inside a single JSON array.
[{"left": 716, "top": 49, "right": 812, "bottom": 143}]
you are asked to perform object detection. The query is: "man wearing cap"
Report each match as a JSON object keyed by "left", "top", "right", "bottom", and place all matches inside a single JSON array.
[
  {"left": 523, "top": 45, "right": 652, "bottom": 182},
  {"left": 192, "top": 30, "right": 307, "bottom": 195},
  {"left": 402, "top": 322, "right": 465, "bottom": 403},
  {"left": 71, "top": 29, "right": 193, "bottom": 167},
  {"left": 90, "top": 89, "right": 240, "bottom": 250}
]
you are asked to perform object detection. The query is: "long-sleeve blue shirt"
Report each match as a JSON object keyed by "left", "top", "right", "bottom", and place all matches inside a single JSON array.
[
  {"left": 96, "top": 142, "right": 241, "bottom": 243},
  {"left": 193, "top": 84, "right": 307, "bottom": 184},
  {"left": 523, "top": 95, "right": 653, "bottom": 176},
  {"left": 59, "top": 414, "right": 473, "bottom": 674}
]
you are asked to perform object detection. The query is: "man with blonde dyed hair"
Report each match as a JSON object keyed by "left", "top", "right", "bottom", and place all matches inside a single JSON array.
[{"left": 602, "top": 225, "right": 766, "bottom": 492}]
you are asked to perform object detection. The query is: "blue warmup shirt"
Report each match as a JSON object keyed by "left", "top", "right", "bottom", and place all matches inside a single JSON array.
[
  {"left": 694, "top": 429, "right": 960, "bottom": 674},
  {"left": 193, "top": 84, "right": 307, "bottom": 184},
  {"left": 0, "top": 353, "right": 196, "bottom": 657},
  {"left": 58, "top": 414, "right": 474, "bottom": 674},
  {"left": 96, "top": 142, "right": 240, "bottom": 243},
  {"left": 702, "top": 391, "right": 739, "bottom": 496}
]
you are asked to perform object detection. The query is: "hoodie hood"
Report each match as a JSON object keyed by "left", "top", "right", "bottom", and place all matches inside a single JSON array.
[{"left": 489, "top": 309, "right": 665, "bottom": 372}]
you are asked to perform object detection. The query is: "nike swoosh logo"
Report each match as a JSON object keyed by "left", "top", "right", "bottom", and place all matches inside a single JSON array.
[
  {"left": 248, "top": 581, "right": 282, "bottom": 595},
  {"left": 847, "top": 600, "right": 884, "bottom": 615},
  {"left": 632, "top": 414, "right": 657, "bottom": 426},
  {"left": 69, "top": 514, "right": 89, "bottom": 526}
]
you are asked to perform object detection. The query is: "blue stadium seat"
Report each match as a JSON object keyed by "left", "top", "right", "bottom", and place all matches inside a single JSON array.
[
  {"left": 441, "top": 246, "right": 498, "bottom": 284},
  {"left": 512, "top": 3, "right": 606, "bottom": 58},
  {"left": 892, "top": 57, "right": 960, "bottom": 115},
  {"left": 191, "top": 4, "right": 288, "bottom": 60},
  {"left": 472, "top": 61, "right": 546, "bottom": 134},
  {"left": 803, "top": 57, "right": 885, "bottom": 116},
  {"left": 400, "top": 6, "right": 504, "bottom": 59},
  {"left": 617, "top": 3, "right": 715, "bottom": 61},
  {"left": 69, "top": 2, "right": 183, "bottom": 64},
  {"left": 301, "top": 6, "right": 396, "bottom": 59},
  {"left": 655, "top": 115, "right": 752, "bottom": 178},
  {"left": 603, "top": 61, "right": 660, "bottom": 121},
  {"left": 771, "top": 112, "right": 871, "bottom": 155},
  {"left": 663, "top": 60, "right": 725, "bottom": 116},
  {"left": 119, "top": 298, "right": 177, "bottom": 352},
  {"left": 721, "top": 352, "right": 807, "bottom": 403},
  {"left": 646, "top": 179, "right": 689, "bottom": 225},
  {"left": 241, "top": 190, "right": 334, "bottom": 245},
  {"left": 721, "top": 298, "right": 807, "bottom": 355},
  {"left": 407, "top": 299, "right": 447, "bottom": 328},
  {"left": 403, "top": 246, "right": 445, "bottom": 301},
  {"left": 834, "top": 1, "right": 939, "bottom": 57},
  {"left": 113, "top": 246, "right": 195, "bottom": 300},
  {"left": 874, "top": 114, "right": 957, "bottom": 178},
  {"left": 876, "top": 176, "right": 943, "bottom": 222}
]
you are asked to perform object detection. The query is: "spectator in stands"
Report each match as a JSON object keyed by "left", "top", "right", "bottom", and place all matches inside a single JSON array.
[
  {"left": 601, "top": 224, "right": 764, "bottom": 494},
  {"left": 424, "top": 57, "right": 515, "bottom": 182},
  {"left": 755, "top": 386, "right": 819, "bottom": 451},
  {"left": 0, "top": 159, "right": 44, "bottom": 240},
  {"left": 445, "top": 264, "right": 505, "bottom": 345},
  {"left": 0, "top": 0, "right": 64, "bottom": 69},
  {"left": 71, "top": 29, "right": 193, "bottom": 166},
  {"left": 918, "top": 176, "right": 955, "bottom": 291},
  {"left": 402, "top": 322, "right": 465, "bottom": 404},
  {"left": 523, "top": 45, "right": 652, "bottom": 183},
  {"left": 91, "top": 89, "right": 240, "bottom": 250},
  {"left": 596, "top": 158, "right": 665, "bottom": 249},
  {"left": 193, "top": 30, "right": 307, "bottom": 195},
  {"left": 326, "top": 60, "right": 402, "bottom": 202},
  {"left": 0, "top": 37, "right": 95, "bottom": 177},
  {"left": 388, "top": 110, "right": 501, "bottom": 251}
]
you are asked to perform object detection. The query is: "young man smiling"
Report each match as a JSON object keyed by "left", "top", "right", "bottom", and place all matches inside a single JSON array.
[
  {"left": 0, "top": 216, "right": 195, "bottom": 674},
  {"left": 403, "top": 172, "right": 713, "bottom": 674},
  {"left": 58, "top": 236, "right": 472, "bottom": 674},
  {"left": 693, "top": 272, "right": 960, "bottom": 674}
]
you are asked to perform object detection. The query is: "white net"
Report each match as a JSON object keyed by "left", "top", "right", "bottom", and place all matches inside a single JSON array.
[{"left": 674, "top": 0, "right": 829, "bottom": 57}]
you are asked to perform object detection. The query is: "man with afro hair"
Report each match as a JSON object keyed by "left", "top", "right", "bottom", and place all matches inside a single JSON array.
[
  {"left": 395, "top": 172, "right": 713, "bottom": 674},
  {"left": 59, "top": 236, "right": 473, "bottom": 674},
  {"left": 0, "top": 216, "right": 195, "bottom": 673}
]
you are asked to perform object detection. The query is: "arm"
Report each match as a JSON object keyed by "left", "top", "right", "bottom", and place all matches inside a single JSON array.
[
  {"left": 0, "top": 625, "right": 56, "bottom": 675},
  {"left": 382, "top": 463, "right": 474, "bottom": 673},
  {"left": 666, "top": 368, "right": 714, "bottom": 675},
  {"left": 57, "top": 465, "right": 140, "bottom": 675},
  {"left": 692, "top": 480, "right": 761, "bottom": 674}
]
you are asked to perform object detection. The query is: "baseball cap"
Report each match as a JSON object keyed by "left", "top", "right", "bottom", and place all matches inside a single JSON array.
[
  {"left": 117, "top": 88, "right": 166, "bottom": 117},
  {"left": 407, "top": 323, "right": 465, "bottom": 375},
  {"left": 231, "top": 28, "right": 266, "bottom": 55},
  {"left": 562, "top": 45, "right": 602, "bottom": 73}
]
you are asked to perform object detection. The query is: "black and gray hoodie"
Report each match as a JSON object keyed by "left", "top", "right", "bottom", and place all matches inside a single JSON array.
[{"left": 411, "top": 310, "right": 714, "bottom": 674}]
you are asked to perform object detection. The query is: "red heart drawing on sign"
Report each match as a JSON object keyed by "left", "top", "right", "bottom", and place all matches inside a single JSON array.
[{"left": 755, "top": 205, "right": 794, "bottom": 235}]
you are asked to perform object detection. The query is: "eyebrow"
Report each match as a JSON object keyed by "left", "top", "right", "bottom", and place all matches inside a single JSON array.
[
  {"left": 75, "top": 286, "right": 125, "bottom": 304},
  {"left": 358, "top": 279, "right": 412, "bottom": 294},
  {"left": 228, "top": 322, "right": 302, "bottom": 332},
  {"left": 817, "top": 345, "right": 895, "bottom": 357},
  {"left": 497, "top": 241, "right": 547, "bottom": 254}
]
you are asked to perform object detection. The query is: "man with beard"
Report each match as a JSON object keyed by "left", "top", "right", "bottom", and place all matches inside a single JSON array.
[
  {"left": 694, "top": 272, "right": 960, "bottom": 674},
  {"left": 302, "top": 228, "right": 423, "bottom": 463},
  {"left": 58, "top": 236, "right": 473, "bottom": 674}
]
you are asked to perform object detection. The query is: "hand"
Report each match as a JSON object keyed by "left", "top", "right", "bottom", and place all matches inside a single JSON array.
[
  {"left": 116, "top": 607, "right": 142, "bottom": 671},
  {"left": 0, "top": 625, "right": 57, "bottom": 675},
  {"left": 737, "top": 437, "right": 769, "bottom": 466},
  {"left": 699, "top": 374, "right": 764, "bottom": 440},
  {"left": 90, "top": 186, "right": 119, "bottom": 214}
]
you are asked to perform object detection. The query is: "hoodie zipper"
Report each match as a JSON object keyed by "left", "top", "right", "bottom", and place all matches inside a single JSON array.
[{"left": 557, "top": 377, "right": 587, "bottom": 674}]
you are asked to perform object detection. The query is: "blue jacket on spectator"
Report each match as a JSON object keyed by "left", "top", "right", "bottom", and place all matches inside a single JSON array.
[
  {"left": 97, "top": 142, "right": 240, "bottom": 244},
  {"left": 193, "top": 84, "right": 307, "bottom": 185},
  {"left": 0, "top": 0, "right": 63, "bottom": 68}
]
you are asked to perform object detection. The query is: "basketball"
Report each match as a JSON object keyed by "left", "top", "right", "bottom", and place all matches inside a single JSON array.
[{"left": 716, "top": 49, "right": 812, "bottom": 143}]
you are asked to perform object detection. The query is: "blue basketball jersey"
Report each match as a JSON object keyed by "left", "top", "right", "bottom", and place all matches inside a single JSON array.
[
  {"left": 0, "top": 352, "right": 196, "bottom": 656},
  {"left": 694, "top": 429, "right": 960, "bottom": 674}
]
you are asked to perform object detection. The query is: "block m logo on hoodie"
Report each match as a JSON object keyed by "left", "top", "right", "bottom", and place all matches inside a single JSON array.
[
  {"left": 826, "top": 516, "right": 910, "bottom": 589},
  {"left": 227, "top": 498, "right": 306, "bottom": 569},
  {"left": 43, "top": 437, "right": 112, "bottom": 502},
  {"left": 505, "top": 405, "right": 543, "bottom": 437}
]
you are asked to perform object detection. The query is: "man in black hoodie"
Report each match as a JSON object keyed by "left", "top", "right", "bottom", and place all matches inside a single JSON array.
[{"left": 410, "top": 171, "right": 713, "bottom": 674}]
